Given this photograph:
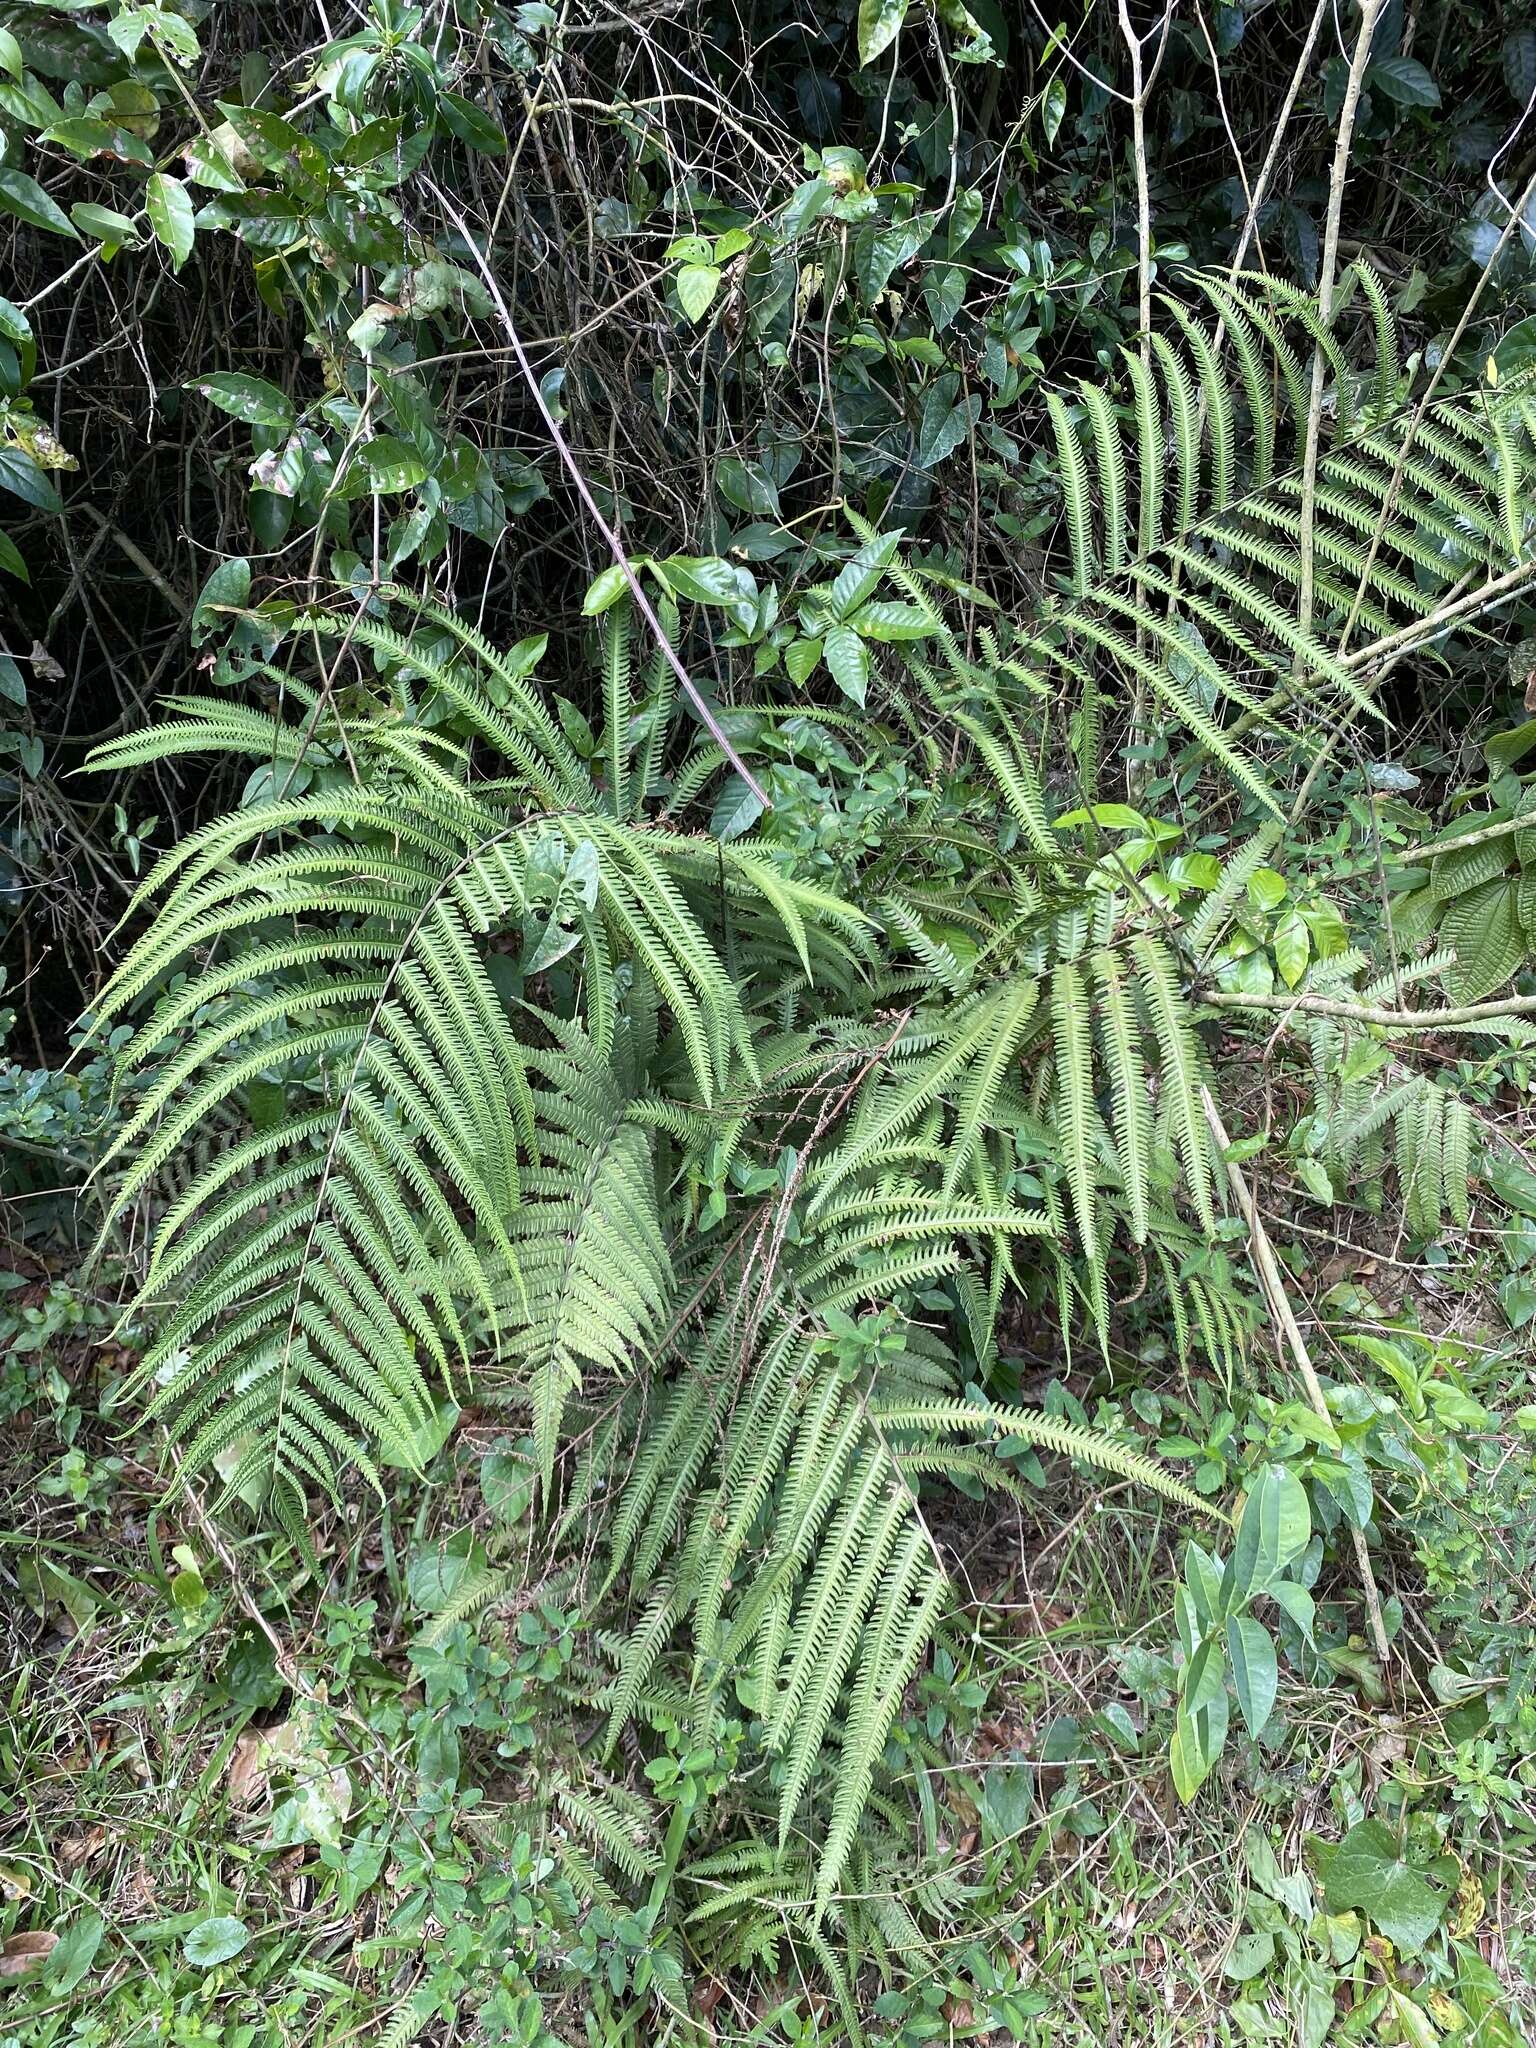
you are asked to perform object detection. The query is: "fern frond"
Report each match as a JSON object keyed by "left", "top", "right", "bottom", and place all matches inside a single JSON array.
[
  {"left": 1093, "top": 947, "right": 1152, "bottom": 1243},
  {"left": 1051, "top": 962, "right": 1099, "bottom": 1261},
  {"left": 1131, "top": 934, "right": 1218, "bottom": 1231}
]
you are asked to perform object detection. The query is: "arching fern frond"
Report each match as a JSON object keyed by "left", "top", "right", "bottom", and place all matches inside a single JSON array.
[{"left": 1019, "top": 265, "right": 1536, "bottom": 808}]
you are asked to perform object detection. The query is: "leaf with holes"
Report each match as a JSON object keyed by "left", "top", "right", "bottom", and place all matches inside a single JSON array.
[
  {"left": 357, "top": 436, "right": 428, "bottom": 493},
  {"left": 187, "top": 372, "right": 294, "bottom": 429}
]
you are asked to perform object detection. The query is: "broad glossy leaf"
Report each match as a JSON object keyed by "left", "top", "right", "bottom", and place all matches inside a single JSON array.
[
  {"left": 1507, "top": 29, "right": 1536, "bottom": 106},
  {"left": 357, "top": 435, "right": 428, "bottom": 493},
  {"left": 824, "top": 624, "right": 869, "bottom": 706},
  {"left": 1042, "top": 75, "right": 1067, "bottom": 145},
  {"left": 0, "top": 448, "right": 62, "bottom": 513},
  {"left": 1268, "top": 1579, "right": 1316, "bottom": 1645},
  {"left": 657, "top": 555, "right": 755, "bottom": 606},
  {"left": 146, "top": 172, "right": 195, "bottom": 270},
  {"left": 676, "top": 264, "right": 721, "bottom": 323},
  {"left": 191, "top": 556, "right": 251, "bottom": 644},
  {"left": 1323, "top": 1820, "right": 1446, "bottom": 1953},
  {"left": 1228, "top": 1465, "right": 1309, "bottom": 1603},
  {"left": 187, "top": 371, "right": 294, "bottom": 428},
  {"left": 785, "top": 636, "right": 822, "bottom": 684},
  {"left": 1169, "top": 1678, "right": 1228, "bottom": 1803},
  {"left": 72, "top": 201, "right": 142, "bottom": 251},
  {"left": 1370, "top": 54, "right": 1440, "bottom": 106},
  {"left": 0, "top": 528, "right": 28, "bottom": 580},
  {"left": 184, "top": 131, "right": 247, "bottom": 191},
  {"left": 711, "top": 773, "right": 766, "bottom": 842},
  {"left": 438, "top": 90, "right": 506, "bottom": 154},
  {"left": 0, "top": 166, "right": 77, "bottom": 239},
  {"left": 582, "top": 563, "right": 628, "bottom": 615},
  {"left": 183, "top": 1917, "right": 250, "bottom": 1968},
  {"left": 1225, "top": 1615, "right": 1278, "bottom": 1737},
  {"left": 1222, "top": 1930, "right": 1274, "bottom": 1982},
  {"left": 858, "top": 0, "right": 909, "bottom": 66}
]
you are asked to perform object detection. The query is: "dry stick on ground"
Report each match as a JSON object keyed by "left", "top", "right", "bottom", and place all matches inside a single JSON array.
[{"left": 1199, "top": 1086, "right": 1393, "bottom": 1671}]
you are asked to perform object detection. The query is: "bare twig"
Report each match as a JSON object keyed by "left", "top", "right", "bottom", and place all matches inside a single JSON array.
[
  {"left": 431, "top": 183, "right": 770, "bottom": 807},
  {"left": 1204, "top": 988, "right": 1536, "bottom": 1029},
  {"left": 1295, "top": 0, "right": 1386, "bottom": 655}
]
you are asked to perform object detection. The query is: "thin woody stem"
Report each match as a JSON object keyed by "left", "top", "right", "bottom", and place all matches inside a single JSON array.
[{"left": 433, "top": 183, "right": 771, "bottom": 809}]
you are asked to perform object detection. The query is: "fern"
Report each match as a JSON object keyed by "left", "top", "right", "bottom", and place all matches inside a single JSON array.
[
  {"left": 86, "top": 262, "right": 1536, "bottom": 1935},
  {"left": 494, "top": 1013, "right": 674, "bottom": 1489},
  {"left": 88, "top": 616, "right": 851, "bottom": 1519},
  {"left": 1287, "top": 954, "right": 1484, "bottom": 1235},
  {"left": 1013, "top": 265, "right": 1536, "bottom": 810}
]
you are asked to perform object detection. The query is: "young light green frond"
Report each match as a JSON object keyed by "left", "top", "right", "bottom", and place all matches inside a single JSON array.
[
  {"left": 1079, "top": 381, "right": 1127, "bottom": 576},
  {"left": 1130, "top": 934, "right": 1217, "bottom": 1232},
  {"left": 1162, "top": 301, "right": 1234, "bottom": 510},
  {"left": 1123, "top": 347, "right": 1165, "bottom": 555},
  {"left": 1050, "top": 961, "right": 1099, "bottom": 1261},
  {"left": 868, "top": 1401, "right": 1221, "bottom": 1520},
  {"left": 1093, "top": 947, "right": 1152, "bottom": 1243},
  {"left": 1442, "top": 1093, "right": 1473, "bottom": 1229},
  {"left": 1152, "top": 330, "right": 1200, "bottom": 535},
  {"left": 941, "top": 973, "right": 1039, "bottom": 1194},
  {"left": 601, "top": 600, "right": 631, "bottom": 819},
  {"left": 1349, "top": 259, "right": 1401, "bottom": 418},
  {"left": 816, "top": 1525, "right": 944, "bottom": 1920}
]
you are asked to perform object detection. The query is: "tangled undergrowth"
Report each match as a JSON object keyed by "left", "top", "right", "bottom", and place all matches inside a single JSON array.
[{"left": 3, "top": 2, "right": 1536, "bottom": 2044}]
